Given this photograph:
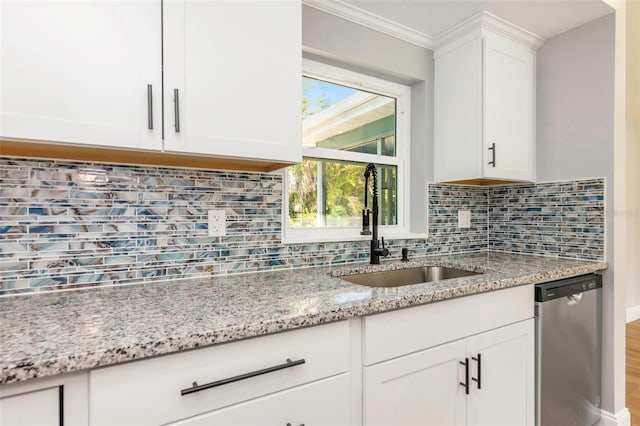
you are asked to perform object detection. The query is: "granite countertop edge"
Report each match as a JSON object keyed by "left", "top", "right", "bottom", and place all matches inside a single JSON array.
[{"left": 0, "top": 252, "right": 607, "bottom": 386}]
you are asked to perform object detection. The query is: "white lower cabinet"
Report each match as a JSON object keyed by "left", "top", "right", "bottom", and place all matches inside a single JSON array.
[
  {"left": 363, "top": 284, "right": 535, "bottom": 426},
  {"left": 364, "top": 319, "right": 534, "bottom": 426},
  {"left": 466, "top": 320, "right": 535, "bottom": 426},
  {"left": 364, "top": 339, "right": 467, "bottom": 426},
  {"left": 89, "top": 321, "right": 351, "bottom": 426},
  {"left": 0, "top": 372, "right": 88, "bottom": 426},
  {"left": 170, "top": 374, "right": 350, "bottom": 426},
  {"left": 0, "top": 387, "right": 60, "bottom": 426}
]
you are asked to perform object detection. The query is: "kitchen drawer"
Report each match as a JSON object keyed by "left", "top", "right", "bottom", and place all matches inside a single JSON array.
[
  {"left": 90, "top": 321, "right": 349, "bottom": 426},
  {"left": 169, "top": 374, "right": 350, "bottom": 426},
  {"left": 0, "top": 386, "right": 60, "bottom": 426},
  {"left": 363, "top": 284, "right": 533, "bottom": 365}
]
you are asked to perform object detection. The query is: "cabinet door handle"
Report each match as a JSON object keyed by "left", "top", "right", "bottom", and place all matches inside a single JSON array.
[
  {"left": 459, "top": 358, "right": 469, "bottom": 395},
  {"left": 147, "top": 84, "right": 153, "bottom": 130},
  {"left": 173, "top": 88, "right": 181, "bottom": 133},
  {"left": 286, "top": 423, "right": 305, "bottom": 426},
  {"left": 180, "top": 358, "right": 305, "bottom": 396},
  {"left": 488, "top": 143, "right": 496, "bottom": 167},
  {"left": 472, "top": 353, "right": 482, "bottom": 389}
]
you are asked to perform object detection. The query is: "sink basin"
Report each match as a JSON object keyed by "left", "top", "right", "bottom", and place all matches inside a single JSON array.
[{"left": 338, "top": 266, "right": 481, "bottom": 288}]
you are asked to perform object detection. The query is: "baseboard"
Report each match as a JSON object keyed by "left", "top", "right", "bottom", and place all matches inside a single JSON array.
[
  {"left": 626, "top": 305, "right": 640, "bottom": 323},
  {"left": 598, "top": 408, "right": 631, "bottom": 426}
]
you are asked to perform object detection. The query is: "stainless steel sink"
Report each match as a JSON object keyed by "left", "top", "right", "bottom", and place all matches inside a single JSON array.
[{"left": 338, "top": 266, "right": 481, "bottom": 288}]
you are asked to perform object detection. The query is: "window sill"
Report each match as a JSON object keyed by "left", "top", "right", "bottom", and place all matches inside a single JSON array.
[{"left": 281, "top": 232, "right": 428, "bottom": 245}]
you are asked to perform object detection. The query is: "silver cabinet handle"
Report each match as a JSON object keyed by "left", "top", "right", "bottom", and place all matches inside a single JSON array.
[
  {"left": 174, "top": 88, "right": 180, "bottom": 133},
  {"left": 147, "top": 84, "right": 153, "bottom": 130},
  {"left": 488, "top": 143, "right": 496, "bottom": 167}
]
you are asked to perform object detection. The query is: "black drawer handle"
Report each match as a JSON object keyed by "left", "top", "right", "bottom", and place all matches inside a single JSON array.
[
  {"left": 181, "top": 358, "right": 305, "bottom": 396},
  {"left": 459, "top": 358, "right": 469, "bottom": 395},
  {"left": 286, "top": 423, "right": 305, "bottom": 426},
  {"left": 472, "top": 353, "right": 482, "bottom": 389}
]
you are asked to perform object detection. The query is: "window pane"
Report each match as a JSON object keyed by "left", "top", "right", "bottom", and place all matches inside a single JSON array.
[
  {"left": 288, "top": 159, "right": 397, "bottom": 228},
  {"left": 302, "top": 77, "right": 397, "bottom": 157}
]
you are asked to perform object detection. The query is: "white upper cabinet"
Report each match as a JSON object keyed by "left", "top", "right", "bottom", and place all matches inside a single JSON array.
[
  {"left": 1, "top": 0, "right": 302, "bottom": 167},
  {"left": 162, "top": 0, "right": 302, "bottom": 163},
  {"left": 0, "top": 1, "right": 162, "bottom": 150},
  {"left": 483, "top": 33, "right": 535, "bottom": 181},
  {"left": 434, "top": 13, "right": 542, "bottom": 183}
]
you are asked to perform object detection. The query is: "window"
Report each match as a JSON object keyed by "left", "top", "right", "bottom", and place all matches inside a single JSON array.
[{"left": 284, "top": 60, "right": 411, "bottom": 243}]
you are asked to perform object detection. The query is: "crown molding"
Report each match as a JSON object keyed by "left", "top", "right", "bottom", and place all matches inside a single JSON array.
[
  {"left": 302, "top": 0, "right": 435, "bottom": 50},
  {"left": 435, "top": 11, "right": 546, "bottom": 51}
]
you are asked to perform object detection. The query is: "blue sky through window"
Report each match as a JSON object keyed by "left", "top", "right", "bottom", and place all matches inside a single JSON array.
[{"left": 303, "top": 77, "right": 357, "bottom": 116}]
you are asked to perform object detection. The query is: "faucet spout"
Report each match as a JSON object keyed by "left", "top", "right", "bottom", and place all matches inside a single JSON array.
[{"left": 363, "top": 163, "right": 390, "bottom": 264}]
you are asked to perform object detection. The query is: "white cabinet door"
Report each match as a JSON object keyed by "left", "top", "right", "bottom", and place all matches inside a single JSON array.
[
  {"left": 466, "top": 319, "right": 535, "bottom": 426},
  {"left": 0, "top": 387, "right": 59, "bottom": 426},
  {"left": 0, "top": 1, "right": 162, "bottom": 150},
  {"left": 163, "top": 0, "right": 302, "bottom": 164},
  {"left": 434, "top": 38, "right": 484, "bottom": 183},
  {"left": 170, "top": 374, "right": 350, "bottom": 426},
  {"left": 483, "top": 34, "right": 535, "bottom": 181},
  {"left": 364, "top": 339, "right": 467, "bottom": 426},
  {"left": 434, "top": 30, "right": 535, "bottom": 183}
]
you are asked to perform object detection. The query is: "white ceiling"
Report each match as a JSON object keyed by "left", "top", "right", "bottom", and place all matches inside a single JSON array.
[{"left": 330, "top": 0, "right": 614, "bottom": 41}]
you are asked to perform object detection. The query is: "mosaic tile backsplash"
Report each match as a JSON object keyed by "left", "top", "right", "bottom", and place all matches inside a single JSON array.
[
  {"left": 0, "top": 158, "right": 604, "bottom": 294},
  {"left": 488, "top": 179, "right": 605, "bottom": 260}
]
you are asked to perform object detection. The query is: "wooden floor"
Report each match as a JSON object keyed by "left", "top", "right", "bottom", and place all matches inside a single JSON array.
[{"left": 627, "top": 320, "right": 640, "bottom": 425}]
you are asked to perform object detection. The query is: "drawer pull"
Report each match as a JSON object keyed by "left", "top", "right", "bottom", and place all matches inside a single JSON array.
[
  {"left": 459, "top": 358, "right": 469, "bottom": 395},
  {"left": 488, "top": 143, "right": 496, "bottom": 167},
  {"left": 174, "top": 88, "right": 181, "bottom": 133},
  {"left": 147, "top": 84, "right": 153, "bottom": 130},
  {"left": 472, "top": 353, "right": 482, "bottom": 389},
  {"left": 180, "top": 358, "right": 306, "bottom": 396},
  {"left": 286, "top": 423, "right": 305, "bottom": 426}
]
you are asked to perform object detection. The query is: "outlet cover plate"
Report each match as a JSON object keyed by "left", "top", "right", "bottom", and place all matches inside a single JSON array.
[
  {"left": 208, "top": 209, "right": 226, "bottom": 237},
  {"left": 458, "top": 210, "right": 471, "bottom": 229}
]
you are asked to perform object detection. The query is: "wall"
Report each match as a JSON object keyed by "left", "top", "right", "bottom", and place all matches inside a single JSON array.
[
  {"left": 626, "top": 0, "right": 640, "bottom": 313},
  {"left": 301, "top": 5, "right": 429, "bottom": 85},
  {"left": 536, "top": 13, "right": 620, "bottom": 415},
  {"left": 301, "top": 4, "right": 435, "bottom": 234}
]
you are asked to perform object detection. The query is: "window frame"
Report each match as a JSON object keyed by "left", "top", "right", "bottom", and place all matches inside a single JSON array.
[{"left": 283, "top": 59, "right": 412, "bottom": 244}]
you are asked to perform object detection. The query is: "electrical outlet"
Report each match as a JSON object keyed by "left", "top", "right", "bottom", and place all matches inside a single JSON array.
[
  {"left": 458, "top": 210, "right": 471, "bottom": 229},
  {"left": 208, "top": 209, "right": 226, "bottom": 237}
]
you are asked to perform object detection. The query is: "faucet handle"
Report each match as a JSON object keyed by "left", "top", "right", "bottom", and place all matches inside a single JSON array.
[
  {"left": 401, "top": 247, "right": 409, "bottom": 261},
  {"left": 381, "top": 237, "right": 391, "bottom": 257}
]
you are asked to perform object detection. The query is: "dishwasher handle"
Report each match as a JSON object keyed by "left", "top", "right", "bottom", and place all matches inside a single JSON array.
[{"left": 567, "top": 293, "right": 583, "bottom": 305}]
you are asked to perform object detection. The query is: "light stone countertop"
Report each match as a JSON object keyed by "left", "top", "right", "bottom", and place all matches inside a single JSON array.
[{"left": 0, "top": 251, "right": 607, "bottom": 385}]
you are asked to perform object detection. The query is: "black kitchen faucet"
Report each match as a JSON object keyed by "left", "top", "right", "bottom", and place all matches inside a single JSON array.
[{"left": 361, "top": 163, "right": 391, "bottom": 264}]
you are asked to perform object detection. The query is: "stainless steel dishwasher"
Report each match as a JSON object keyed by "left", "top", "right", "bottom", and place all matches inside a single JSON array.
[{"left": 535, "top": 274, "right": 602, "bottom": 426}]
